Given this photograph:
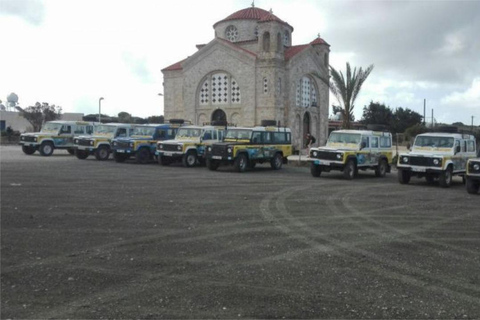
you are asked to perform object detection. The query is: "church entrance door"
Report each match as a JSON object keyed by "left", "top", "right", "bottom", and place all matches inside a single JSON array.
[
  {"left": 212, "top": 109, "right": 227, "bottom": 122},
  {"left": 303, "top": 112, "right": 311, "bottom": 148}
]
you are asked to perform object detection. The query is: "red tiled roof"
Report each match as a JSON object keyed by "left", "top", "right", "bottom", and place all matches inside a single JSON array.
[
  {"left": 214, "top": 7, "right": 292, "bottom": 29},
  {"left": 310, "top": 37, "right": 330, "bottom": 46},
  {"left": 284, "top": 44, "right": 309, "bottom": 60},
  {"left": 162, "top": 58, "right": 187, "bottom": 72}
]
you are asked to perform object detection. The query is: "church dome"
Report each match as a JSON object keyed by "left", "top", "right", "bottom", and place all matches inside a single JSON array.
[{"left": 213, "top": 6, "right": 292, "bottom": 29}]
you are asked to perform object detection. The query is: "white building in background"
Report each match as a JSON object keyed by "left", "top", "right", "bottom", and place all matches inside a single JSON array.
[
  {"left": 162, "top": 5, "right": 330, "bottom": 149},
  {"left": 0, "top": 110, "right": 84, "bottom": 133}
]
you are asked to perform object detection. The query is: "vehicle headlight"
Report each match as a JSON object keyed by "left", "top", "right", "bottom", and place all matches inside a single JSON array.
[
  {"left": 312, "top": 151, "right": 318, "bottom": 157},
  {"left": 402, "top": 156, "right": 409, "bottom": 163},
  {"left": 207, "top": 146, "right": 212, "bottom": 152},
  {"left": 474, "top": 164, "right": 480, "bottom": 171},
  {"left": 74, "top": 139, "right": 78, "bottom": 144},
  {"left": 177, "top": 145, "right": 182, "bottom": 151},
  {"left": 90, "top": 141, "right": 94, "bottom": 146},
  {"left": 21, "top": 136, "right": 25, "bottom": 141},
  {"left": 112, "top": 141, "right": 117, "bottom": 146},
  {"left": 433, "top": 159, "right": 441, "bottom": 166},
  {"left": 227, "top": 147, "right": 232, "bottom": 154},
  {"left": 158, "top": 144, "right": 163, "bottom": 150},
  {"left": 129, "top": 142, "right": 134, "bottom": 148},
  {"left": 336, "top": 153, "right": 342, "bottom": 160}
]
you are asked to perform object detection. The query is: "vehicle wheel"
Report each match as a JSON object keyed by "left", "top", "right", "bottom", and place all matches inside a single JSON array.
[
  {"left": 75, "top": 149, "right": 89, "bottom": 159},
  {"left": 310, "top": 163, "right": 321, "bottom": 177},
  {"left": 39, "top": 142, "right": 54, "bottom": 156},
  {"left": 95, "top": 145, "right": 110, "bottom": 161},
  {"left": 22, "top": 145, "right": 36, "bottom": 155},
  {"left": 438, "top": 166, "right": 453, "bottom": 188},
  {"left": 135, "top": 148, "right": 151, "bottom": 164},
  {"left": 343, "top": 159, "right": 355, "bottom": 180},
  {"left": 234, "top": 153, "right": 248, "bottom": 173},
  {"left": 375, "top": 159, "right": 387, "bottom": 177},
  {"left": 158, "top": 155, "right": 171, "bottom": 166},
  {"left": 114, "top": 152, "right": 128, "bottom": 163},
  {"left": 206, "top": 158, "right": 220, "bottom": 171},
  {"left": 67, "top": 148, "right": 75, "bottom": 155},
  {"left": 425, "top": 174, "right": 435, "bottom": 184},
  {"left": 182, "top": 151, "right": 197, "bottom": 167},
  {"left": 270, "top": 153, "right": 283, "bottom": 170},
  {"left": 398, "top": 169, "right": 411, "bottom": 184},
  {"left": 466, "top": 178, "right": 479, "bottom": 194}
]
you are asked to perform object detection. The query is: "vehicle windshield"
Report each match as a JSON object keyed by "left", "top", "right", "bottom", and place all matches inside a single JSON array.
[
  {"left": 225, "top": 129, "right": 252, "bottom": 140},
  {"left": 94, "top": 125, "right": 117, "bottom": 134},
  {"left": 41, "top": 123, "right": 62, "bottom": 133},
  {"left": 327, "top": 132, "right": 361, "bottom": 145},
  {"left": 176, "top": 128, "right": 202, "bottom": 138},
  {"left": 131, "top": 126, "right": 156, "bottom": 136},
  {"left": 414, "top": 136, "right": 454, "bottom": 148}
]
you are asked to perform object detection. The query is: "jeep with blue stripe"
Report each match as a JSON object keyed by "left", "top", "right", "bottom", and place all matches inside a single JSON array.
[
  {"left": 111, "top": 120, "right": 185, "bottom": 164},
  {"left": 205, "top": 121, "right": 292, "bottom": 172},
  {"left": 309, "top": 129, "right": 393, "bottom": 179}
]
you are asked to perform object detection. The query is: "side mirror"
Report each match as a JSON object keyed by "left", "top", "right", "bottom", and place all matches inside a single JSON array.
[
  {"left": 455, "top": 145, "right": 461, "bottom": 154},
  {"left": 360, "top": 142, "right": 366, "bottom": 150},
  {"left": 406, "top": 143, "right": 411, "bottom": 150}
]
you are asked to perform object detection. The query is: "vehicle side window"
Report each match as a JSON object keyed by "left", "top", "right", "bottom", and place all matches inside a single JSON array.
[
  {"left": 212, "top": 130, "right": 217, "bottom": 140},
  {"left": 461, "top": 140, "right": 467, "bottom": 152},
  {"left": 203, "top": 130, "right": 213, "bottom": 140},
  {"left": 362, "top": 136, "right": 369, "bottom": 148},
  {"left": 61, "top": 125, "right": 72, "bottom": 134},
  {"left": 86, "top": 126, "right": 94, "bottom": 134},
  {"left": 370, "top": 137, "right": 378, "bottom": 148},
  {"left": 73, "top": 126, "right": 84, "bottom": 134},
  {"left": 380, "top": 136, "right": 391, "bottom": 148},
  {"left": 128, "top": 128, "right": 134, "bottom": 136},
  {"left": 467, "top": 140, "right": 475, "bottom": 152},
  {"left": 117, "top": 128, "right": 127, "bottom": 137},
  {"left": 218, "top": 130, "right": 224, "bottom": 141},
  {"left": 158, "top": 130, "right": 166, "bottom": 139},
  {"left": 252, "top": 132, "right": 262, "bottom": 144},
  {"left": 455, "top": 140, "right": 460, "bottom": 150},
  {"left": 168, "top": 129, "right": 176, "bottom": 138}
]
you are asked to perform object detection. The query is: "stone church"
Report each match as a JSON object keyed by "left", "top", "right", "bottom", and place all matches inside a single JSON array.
[{"left": 162, "top": 5, "right": 330, "bottom": 149}]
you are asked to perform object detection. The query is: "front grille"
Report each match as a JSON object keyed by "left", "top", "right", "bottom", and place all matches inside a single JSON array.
[
  {"left": 23, "top": 136, "right": 36, "bottom": 142},
  {"left": 409, "top": 157, "right": 433, "bottom": 166},
  {"left": 116, "top": 141, "right": 130, "bottom": 149},
  {"left": 162, "top": 144, "right": 179, "bottom": 152},
  {"left": 212, "top": 145, "right": 227, "bottom": 157},
  {"left": 315, "top": 151, "right": 339, "bottom": 161},
  {"left": 78, "top": 139, "right": 91, "bottom": 146}
]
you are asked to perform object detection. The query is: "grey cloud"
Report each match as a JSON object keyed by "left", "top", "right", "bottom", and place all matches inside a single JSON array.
[
  {"left": 122, "top": 52, "right": 153, "bottom": 84},
  {"left": 0, "top": 0, "right": 45, "bottom": 25},
  {"left": 323, "top": 1, "right": 480, "bottom": 86}
]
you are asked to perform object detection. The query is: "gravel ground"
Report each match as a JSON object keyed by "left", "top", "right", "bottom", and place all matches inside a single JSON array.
[{"left": 1, "top": 145, "right": 479, "bottom": 319}]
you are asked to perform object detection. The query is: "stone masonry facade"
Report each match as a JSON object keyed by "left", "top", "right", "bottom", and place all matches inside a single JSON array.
[{"left": 162, "top": 5, "right": 330, "bottom": 149}]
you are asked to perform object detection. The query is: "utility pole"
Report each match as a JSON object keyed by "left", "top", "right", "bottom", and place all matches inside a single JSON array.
[
  {"left": 431, "top": 109, "right": 434, "bottom": 128},
  {"left": 472, "top": 116, "right": 475, "bottom": 132},
  {"left": 423, "top": 99, "right": 426, "bottom": 125}
]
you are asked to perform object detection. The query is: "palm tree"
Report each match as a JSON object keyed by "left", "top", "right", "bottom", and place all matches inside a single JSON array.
[{"left": 328, "top": 62, "right": 374, "bottom": 129}]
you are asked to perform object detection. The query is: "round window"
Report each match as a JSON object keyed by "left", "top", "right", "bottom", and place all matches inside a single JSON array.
[{"left": 225, "top": 25, "right": 238, "bottom": 42}]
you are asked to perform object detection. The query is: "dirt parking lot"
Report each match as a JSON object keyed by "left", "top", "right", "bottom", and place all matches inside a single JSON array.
[{"left": 1, "top": 145, "right": 479, "bottom": 319}]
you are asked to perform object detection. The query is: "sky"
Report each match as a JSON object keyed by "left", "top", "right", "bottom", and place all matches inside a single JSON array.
[{"left": 1, "top": 0, "right": 479, "bottom": 125}]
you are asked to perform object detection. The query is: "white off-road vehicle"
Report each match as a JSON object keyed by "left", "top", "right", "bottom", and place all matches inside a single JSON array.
[
  {"left": 19, "top": 121, "right": 95, "bottom": 156},
  {"left": 156, "top": 124, "right": 226, "bottom": 167},
  {"left": 73, "top": 123, "right": 135, "bottom": 161},
  {"left": 465, "top": 158, "right": 480, "bottom": 194},
  {"left": 397, "top": 132, "right": 477, "bottom": 188},
  {"left": 309, "top": 129, "right": 393, "bottom": 179}
]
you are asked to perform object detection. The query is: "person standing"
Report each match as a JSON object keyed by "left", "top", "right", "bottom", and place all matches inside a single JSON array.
[{"left": 305, "top": 133, "right": 316, "bottom": 149}]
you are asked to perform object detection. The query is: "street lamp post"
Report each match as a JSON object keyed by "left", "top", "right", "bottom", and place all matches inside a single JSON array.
[{"left": 99, "top": 97, "right": 104, "bottom": 123}]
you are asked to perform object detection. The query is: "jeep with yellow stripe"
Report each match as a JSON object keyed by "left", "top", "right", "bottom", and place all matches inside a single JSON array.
[
  {"left": 397, "top": 132, "right": 477, "bottom": 187},
  {"left": 19, "top": 121, "right": 95, "bottom": 156},
  {"left": 466, "top": 158, "right": 480, "bottom": 194},
  {"left": 156, "top": 124, "right": 226, "bottom": 167},
  {"left": 111, "top": 121, "right": 185, "bottom": 164},
  {"left": 73, "top": 123, "right": 135, "bottom": 161},
  {"left": 309, "top": 129, "right": 393, "bottom": 179},
  {"left": 205, "top": 122, "right": 292, "bottom": 172}
]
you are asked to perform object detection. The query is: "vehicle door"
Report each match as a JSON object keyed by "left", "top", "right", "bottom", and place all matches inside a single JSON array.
[
  {"left": 369, "top": 136, "right": 380, "bottom": 165},
  {"left": 250, "top": 131, "right": 264, "bottom": 160},
  {"left": 56, "top": 125, "right": 73, "bottom": 146},
  {"left": 261, "top": 132, "right": 274, "bottom": 159}
]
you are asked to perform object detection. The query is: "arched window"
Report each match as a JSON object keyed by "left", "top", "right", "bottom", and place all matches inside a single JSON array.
[
  {"left": 212, "top": 109, "right": 226, "bottom": 122},
  {"left": 296, "top": 75, "right": 318, "bottom": 107},
  {"left": 199, "top": 72, "right": 241, "bottom": 106},
  {"left": 263, "top": 32, "right": 270, "bottom": 52}
]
